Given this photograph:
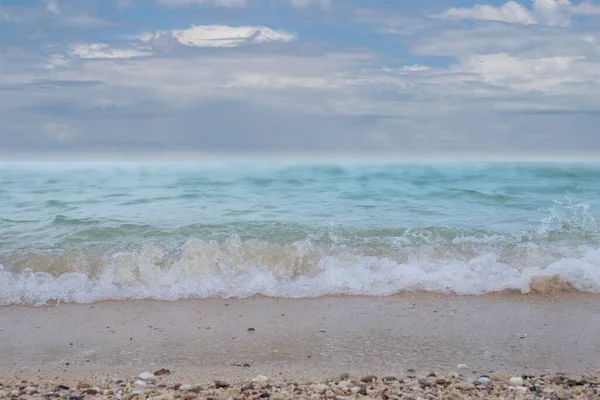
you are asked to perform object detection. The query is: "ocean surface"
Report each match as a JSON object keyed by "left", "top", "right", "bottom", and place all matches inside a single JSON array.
[{"left": 1, "top": 162, "right": 599, "bottom": 305}]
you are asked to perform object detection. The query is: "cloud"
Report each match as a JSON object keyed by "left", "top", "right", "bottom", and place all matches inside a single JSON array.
[
  {"left": 571, "top": 0, "right": 600, "bottom": 14},
  {"left": 118, "top": 0, "right": 246, "bottom": 7},
  {"left": 44, "top": 0, "right": 60, "bottom": 15},
  {"left": 69, "top": 44, "right": 152, "bottom": 59},
  {"left": 438, "top": 0, "right": 600, "bottom": 27},
  {"left": 440, "top": 1, "right": 536, "bottom": 25},
  {"left": 138, "top": 25, "right": 296, "bottom": 48},
  {"left": 289, "top": 0, "right": 332, "bottom": 9},
  {"left": 156, "top": 0, "right": 245, "bottom": 4}
]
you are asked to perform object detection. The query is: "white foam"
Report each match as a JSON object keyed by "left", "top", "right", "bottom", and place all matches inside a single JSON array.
[{"left": 1, "top": 242, "right": 600, "bottom": 306}]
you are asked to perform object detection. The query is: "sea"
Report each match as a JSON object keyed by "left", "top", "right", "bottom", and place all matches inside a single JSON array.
[{"left": 1, "top": 162, "right": 599, "bottom": 306}]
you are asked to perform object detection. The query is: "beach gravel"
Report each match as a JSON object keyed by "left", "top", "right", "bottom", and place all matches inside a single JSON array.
[{"left": 0, "top": 371, "right": 598, "bottom": 399}]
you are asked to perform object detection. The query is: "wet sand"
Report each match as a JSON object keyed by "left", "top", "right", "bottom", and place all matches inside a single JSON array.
[{"left": 1, "top": 294, "right": 600, "bottom": 383}]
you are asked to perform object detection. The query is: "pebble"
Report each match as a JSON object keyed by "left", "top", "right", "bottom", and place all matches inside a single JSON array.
[
  {"left": 154, "top": 368, "right": 171, "bottom": 376},
  {"left": 509, "top": 376, "right": 524, "bottom": 386},
  {"left": 339, "top": 373, "right": 349, "bottom": 381},
  {"left": 311, "top": 383, "right": 329, "bottom": 393},
  {"left": 154, "top": 395, "right": 175, "bottom": 400},
  {"left": 457, "top": 364, "right": 468, "bottom": 369},
  {"left": 83, "top": 387, "right": 99, "bottom": 395},
  {"left": 134, "top": 380, "right": 147, "bottom": 388},
  {"left": 360, "top": 375, "right": 377, "bottom": 383},
  {"left": 252, "top": 375, "right": 269, "bottom": 383},
  {"left": 0, "top": 370, "right": 597, "bottom": 400},
  {"left": 490, "top": 372, "right": 510, "bottom": 382},
  {"left": 138, "top": 371, "right": 155, "bottom": 380}
]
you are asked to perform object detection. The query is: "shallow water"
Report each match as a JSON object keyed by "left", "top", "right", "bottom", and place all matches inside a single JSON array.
[{"left": 1, "top": 162, "right": 599, "bottom": 305}]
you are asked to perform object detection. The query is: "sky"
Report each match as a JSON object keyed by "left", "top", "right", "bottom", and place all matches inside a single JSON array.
[{"left": 1, "top": 0, "right": 600, "bottom": 161}]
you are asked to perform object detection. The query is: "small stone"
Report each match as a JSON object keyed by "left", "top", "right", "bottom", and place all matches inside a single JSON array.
[
  {"left": 312, "top": 384, "right": 329, "bottom": 394},
  {"left": 490, "top": 372, "right": 509, "bottom": 382},
  {"left": 550, "top": 376, "right": 564, "bottom": 384},
  {"left": 513, "top": 386, "right": 528, "bottom": 393},
  {"left": 83, "top": 388, "right": 99, "bottom": 395},
  {"left": 214, "top": 381, "right": 230, "bottom": 388},
  {"left": 454, "top": 383, "right": 476, "bottom": 391},
  {"left": 357, "top": 387, "right": 368, "bottom": 396},
  {"left": 509, "top": 377, "right": 524, "bottom": 386},
  {"left": 139, "top": 371, "right": 155, "bottom": 380},
  {"left": 252, "top": 375, "right": 269, "bottom": 383},
  {"left": 477, "top": 377, "right": 491, "bottom": 384},
  {"left": 435, "top": 379, "right": 450, "bottom": 386},
  {"left": 360, "top": 375, "right": 377, "bottom": 383},
  {"left": 457, "top": 364, "right": 468, "bottom": 370},
  {"left": 418, "top": 378, "right": 431, "bottom": 388},
  {"left": 339, "top": 373, "right": 349, "bottom": 381},
  {"left": 154, "top": 368, "right": 171, "bottom": 376},
  {"left": 134, "top": 380, "right": 147, "bottom": 388},
  {"left": 382, "top": 376, "right": 397, "bottom": 383},
  {"left": 154, "top": 395, "right": 175, "bottom": 400},
  {"left": 57, "top": 385, "right": 70, "bottom": 391},
  {"left": 25, "top": 387, "right": 38, "bottom": 395},
  {"left": 76, "top": 383, "right": 91, "bottom": 390},
  {"left": 179, "top": 384, "right": 194, "bottom": 391}
]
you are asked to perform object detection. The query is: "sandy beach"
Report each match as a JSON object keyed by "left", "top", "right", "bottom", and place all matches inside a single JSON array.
[{"left": 2, "top": 294, "right": 600, "bottom": 383}]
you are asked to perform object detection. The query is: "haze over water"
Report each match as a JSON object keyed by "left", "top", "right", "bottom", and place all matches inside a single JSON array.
[{"left": 1, "top": 162, "right": 599, "bottom": 305}]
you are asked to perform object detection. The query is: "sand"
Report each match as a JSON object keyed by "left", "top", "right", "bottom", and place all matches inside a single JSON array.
[{"left": 1, "top": 294, "right": 600, "bottom": 384}]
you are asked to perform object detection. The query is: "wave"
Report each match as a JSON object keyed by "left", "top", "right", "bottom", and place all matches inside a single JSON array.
[{"left": 1, "top": 233, "right": 600, "bottom": 306}]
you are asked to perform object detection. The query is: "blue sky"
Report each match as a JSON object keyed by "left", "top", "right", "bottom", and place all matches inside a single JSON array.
[{"left": 1, "top": 0, "right": 600, "bottom": 160}]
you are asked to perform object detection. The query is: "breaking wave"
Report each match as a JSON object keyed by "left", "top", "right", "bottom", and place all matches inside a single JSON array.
[{"left": 1, "top": 225, "right": 599, "bottom": 306}]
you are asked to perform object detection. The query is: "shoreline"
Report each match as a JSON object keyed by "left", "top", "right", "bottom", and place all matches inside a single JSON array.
[{"left": 2, "top": 294, "right": 599, "bottom": 383}]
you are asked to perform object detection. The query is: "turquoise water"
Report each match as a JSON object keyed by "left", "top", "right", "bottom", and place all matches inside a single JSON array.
[{"left": 1, "top": 162, "right": 599, "bottom": 305}]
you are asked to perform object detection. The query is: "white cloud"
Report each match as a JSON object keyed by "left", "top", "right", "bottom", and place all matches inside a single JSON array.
[
  {"left": 156, "top": 0, "right": 246, "bottom": 5},
  {"left": 69, "top": 44, "right": 152, "bottom": 59},
  {"left": 118, "top": 0, "right": 246, "bottom": 7},
  {"left": 290, "top": 0, "right": 332, "bottom": 8},
  {"left": 460, "top": 52, "right": 590, "bottom": 91},
  {"left": 441, "top": 1, "right": 535, "bottom": 25},
  {"left": 224, "top": 73, "right": 331, "bottom": 89},
  {"left": 44, "top": 0, "right": 60, "bottom": 15},
  {"left": 439, "top": 0, "right": 600, "bottom": 27},
  {"left": 400, "top": 64, "right": 431, "bottom": 73},
  {"left": 571, "top": 0, "right": 600, "bottom": 14},
  {"left": 139, "top": 25, "right": 296, "bottom": 48}
]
